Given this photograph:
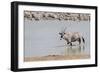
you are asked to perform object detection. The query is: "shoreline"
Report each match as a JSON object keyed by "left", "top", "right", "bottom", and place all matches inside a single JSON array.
[{"left": 24, "top": 54, "right": 90, "bottom": 62}]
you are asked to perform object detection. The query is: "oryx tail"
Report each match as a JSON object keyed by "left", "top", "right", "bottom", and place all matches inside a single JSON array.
[{"left": 82, "top": 37, "right": 85, "bottom": 44}]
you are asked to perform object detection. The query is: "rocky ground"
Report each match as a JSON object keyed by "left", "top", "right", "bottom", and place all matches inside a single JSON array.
[{"left": 24, "top": 11, "right": 90, "bottom": 21}]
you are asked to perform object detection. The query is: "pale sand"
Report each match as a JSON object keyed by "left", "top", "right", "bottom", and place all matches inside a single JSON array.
[{"left": 24, "top": 54, "right": 90, "bottom": 62}]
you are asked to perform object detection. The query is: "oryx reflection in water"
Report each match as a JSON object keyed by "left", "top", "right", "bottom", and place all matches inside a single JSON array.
[{"left": 59, "top": 27, "right": 85, "bottom": 55}]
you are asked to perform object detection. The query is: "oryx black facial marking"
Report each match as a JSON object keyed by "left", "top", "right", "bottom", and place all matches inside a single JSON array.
[{"left": 59, "top": 32, "right": 65, "bottom": 40}]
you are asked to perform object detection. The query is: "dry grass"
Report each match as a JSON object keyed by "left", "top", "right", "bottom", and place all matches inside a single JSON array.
[{"left": 24, "top": 54, "right": 90, "bottom": 62}]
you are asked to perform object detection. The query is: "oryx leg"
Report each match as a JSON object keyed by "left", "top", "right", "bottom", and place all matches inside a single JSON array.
[
  {"left": 78, "top": 38, "right": 82, "bottom": 53},
  {"left": 67, "top": 42, "right": 72, "bottom": 46},
  {"left": 79, "top": 37, "right": 85, "bottom": 52},
  {"left": 78, "top": 38, "right": 81, "bottom": 45},
  {"left": 82, "top": 37, "right": 85, "bottom": 51}
]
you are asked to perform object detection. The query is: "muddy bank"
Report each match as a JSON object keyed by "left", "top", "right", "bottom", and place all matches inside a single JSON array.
[{"left": 24, "top": 54, "right": 90, "bottom": 62}]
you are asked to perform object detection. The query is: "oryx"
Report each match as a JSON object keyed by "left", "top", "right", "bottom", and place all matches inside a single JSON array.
[{"left": 59, "top": 27, "right": 85, "bottom": 47}]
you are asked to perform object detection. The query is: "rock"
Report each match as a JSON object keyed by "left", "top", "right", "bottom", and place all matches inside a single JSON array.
[{"left": 24, "top": 11, "right": 90, "bottom": 21}]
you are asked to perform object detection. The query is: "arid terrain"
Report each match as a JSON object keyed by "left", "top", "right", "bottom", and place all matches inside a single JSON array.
[
  {"left": 24, "top": 54, "right": 90, "bottom": 62},
  {"left": 24, "top": 11, "right": 90, "bottom": 21}
]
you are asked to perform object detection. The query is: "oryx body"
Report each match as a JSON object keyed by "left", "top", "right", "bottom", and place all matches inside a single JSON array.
[{"left": 59, "top": 28, "right": 85, "bottom": 46}]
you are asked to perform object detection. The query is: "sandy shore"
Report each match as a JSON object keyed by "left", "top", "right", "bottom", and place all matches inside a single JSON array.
[{"left": 24, "top": 54, "right": 90, "bottom": 62}]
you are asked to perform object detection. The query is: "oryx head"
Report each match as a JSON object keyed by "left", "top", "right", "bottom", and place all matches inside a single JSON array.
[{"left": 59, "top": 27, "right": 67, "bottom": 40}]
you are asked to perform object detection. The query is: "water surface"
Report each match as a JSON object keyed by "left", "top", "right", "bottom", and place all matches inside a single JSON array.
[{"left": 24, "top": 20, "right": 90, "bottom": 57}]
